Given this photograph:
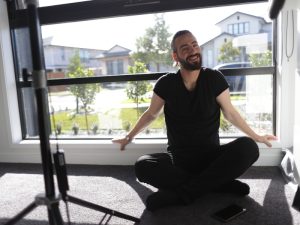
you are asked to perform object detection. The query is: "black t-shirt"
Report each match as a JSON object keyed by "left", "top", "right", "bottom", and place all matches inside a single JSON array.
[{"left": 153, "top": 67, "right": 229, "bottom": 150}]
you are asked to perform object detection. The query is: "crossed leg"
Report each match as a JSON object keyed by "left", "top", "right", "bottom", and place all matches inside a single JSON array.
[{"left": 135, "top": 137, "right": 259, "bottom": 211}]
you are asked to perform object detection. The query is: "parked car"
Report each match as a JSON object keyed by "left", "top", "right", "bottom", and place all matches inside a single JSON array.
[{"left": 213, "top": 62, "right": 252, "bottom": 93}]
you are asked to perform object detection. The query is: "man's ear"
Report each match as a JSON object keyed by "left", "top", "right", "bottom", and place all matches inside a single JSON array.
[{"left": 172, "top": 52, "right": 178, "bottom": 63}]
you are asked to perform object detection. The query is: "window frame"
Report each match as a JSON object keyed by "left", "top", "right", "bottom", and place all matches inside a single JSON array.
[{"left": 5, "top": 0, "right": 276, "bottom": 140}]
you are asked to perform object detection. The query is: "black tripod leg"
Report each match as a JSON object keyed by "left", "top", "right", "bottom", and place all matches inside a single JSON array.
[
  {"left": 67, "top": 195, "right": 140, "bottom": 223},
  {"left": 49, "top": 203, "right": 65, "bottom": 225},
  {"left": 4, "top": 202, "right": 37, "bottom": 225}
]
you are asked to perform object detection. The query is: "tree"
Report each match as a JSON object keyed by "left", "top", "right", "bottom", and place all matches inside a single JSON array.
[
  {"left": 218, "top": 40, "right": 240, "bottom": 63},
  {"left": 126, "top": 61, "right": 152, "bottom": 119},
  {"left": 132, "top": 14, "right": 173, "bottom": 71},
  {"left": 249, "top": 50, "right": 272, "bottom": 67},
  {"left": 67, "top": 52, "right": 99, "bottom": 134}
]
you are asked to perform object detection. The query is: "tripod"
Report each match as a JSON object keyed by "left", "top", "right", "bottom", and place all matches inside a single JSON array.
[{"left": 4, "top": 0, "right": 140, "bottom": 224}]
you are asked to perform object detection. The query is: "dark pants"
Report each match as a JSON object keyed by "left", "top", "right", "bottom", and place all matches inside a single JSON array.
[{"left": 135, "top": 137, "right": 259, "bottom": 199}]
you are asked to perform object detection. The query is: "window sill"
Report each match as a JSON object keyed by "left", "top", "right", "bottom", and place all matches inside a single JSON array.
[
  {"left": 16, "top": 137, "right": 282, "bottom": 149},
  {"left": 5, "top": 138, "right": 283, "bottom": 166}
]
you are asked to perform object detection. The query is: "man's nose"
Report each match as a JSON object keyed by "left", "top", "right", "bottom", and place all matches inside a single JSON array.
[{"left": 188, "top": 46, "right": 198, "bottom": 54}]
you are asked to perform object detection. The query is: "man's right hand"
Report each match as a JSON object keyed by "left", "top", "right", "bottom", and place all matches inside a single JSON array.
[{"left": 112, "top": 136, "right": 132, "bottom": 151}]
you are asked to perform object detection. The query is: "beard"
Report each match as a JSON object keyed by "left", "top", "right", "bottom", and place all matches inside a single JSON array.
[{"left": 178, "top": 53, "right": 202, "bottom": 71}]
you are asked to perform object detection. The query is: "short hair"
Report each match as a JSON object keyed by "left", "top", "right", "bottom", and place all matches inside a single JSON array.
[{"left": 171, "top": 30, "right": 192, "bottom": 52}]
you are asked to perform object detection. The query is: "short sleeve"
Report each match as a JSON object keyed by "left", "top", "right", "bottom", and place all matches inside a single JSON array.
[
  {"left": 213, "top": 69, "right": 229, "bottom": 97},
  {"left": 153, "top": 73, "right": 173, "bottom": 100}
]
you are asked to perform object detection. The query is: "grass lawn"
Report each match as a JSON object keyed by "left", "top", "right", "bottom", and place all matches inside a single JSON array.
[
  {"left": 119, "top": 107, "right": 164, "bottom": 130},
  {"left": 51, "top": 111, "right": 99, "bottom": 133},
  {"left": 51, "top": 106, "right": 165, "bottom": 134}
]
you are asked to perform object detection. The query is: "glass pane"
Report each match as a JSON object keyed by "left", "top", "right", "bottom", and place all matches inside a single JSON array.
[
  {"left": 47, "top": 75, "right": 273, "bottom": 139},
  {"left": 41, "top": 2, "right": 272, "bottom": 74},
  {"left": 13, "top": 28, "right": 33, "bottom": 80},
  {"left": 21, "top": 2, "right": 275, "bottom": 138},
  {"left": 220, "top": 74, "right": 273, "bottom": 137},
  {"left": 48, "top": 80, "right": 166, "bottom": 138}
]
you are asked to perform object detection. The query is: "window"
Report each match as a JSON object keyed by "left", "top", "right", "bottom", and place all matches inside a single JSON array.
[
  {"left": 228, "top": 24, "right": 233, "bottom": 34},
  {"left": 234, "top": 24, "right": 239, "bottom": 34},
  {"left": 228, "top": 22, "right": 250, "bottom": 35},
  {"left": 60, "top": 47, "right": 65, "bottom": 61},
  {"left": 207, "top": 49, "right": 213, "bottom": 68},
  {"left": 244, "top": 22, "right": 250, "bottom": 33},
  {"left": 6, "top": 0, "right": 275, "bottom": 140},
  {"left": 106, "top": 59, "right": 124, "bottom": 75},
  {"left": 106, "top": 60, "right": 114, "bottom": 75},
  {"left": 117, "top": 59, "right": 124, "bottom": 74},
  {"left": 239, "top": 23, "right": 244, "bottom": 34}
]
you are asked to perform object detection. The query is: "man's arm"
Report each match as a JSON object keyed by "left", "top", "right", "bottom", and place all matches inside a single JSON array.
[
  {"left": 216, "top": 88, "right": 277, "bottom": 147},
  {"left": 112, "top": 93, "right": 165, "bottom": 150}
]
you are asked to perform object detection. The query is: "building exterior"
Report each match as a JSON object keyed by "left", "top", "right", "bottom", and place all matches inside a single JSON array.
[
  {"left": 201, "top": 11, "right": 272, "bottom": 68},
  {"left": 95, "top": 45, "right": 132, "bottom": 75},
  {"left": 200, "top": 12, "right": 273, "bottom": 133},
  {"left": 43, "top": 37, "right": 131, "bottom": 76}
]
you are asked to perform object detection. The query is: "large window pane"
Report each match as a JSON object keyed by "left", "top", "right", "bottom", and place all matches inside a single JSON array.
[
  {"left": 41, "top": 3, "right": 272, "bottom": 74},
  {"left": 220, "top": 74, "right": 273, "bottom": 137},
  {"left": 48, "top": 80, "right": 166, "bottom": 138},
  {"left": 45, "top": 74, "right": 273, "bottom": 139},
  {"left": 17, "top": 2, "right": 275, "bottom": 139}
]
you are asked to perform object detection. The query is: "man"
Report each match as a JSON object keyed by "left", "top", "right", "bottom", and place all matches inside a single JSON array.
[{"left": 112, "top": 30, "right": 277, "bottom": 212}]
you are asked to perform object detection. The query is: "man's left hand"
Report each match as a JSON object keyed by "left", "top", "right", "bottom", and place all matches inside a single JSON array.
[{"left": 255, "top": 135, "right": 278, "bottom": 147}]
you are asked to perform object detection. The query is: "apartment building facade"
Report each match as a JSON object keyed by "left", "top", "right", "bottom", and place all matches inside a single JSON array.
[{"left": 201, "top": 11, "right": 272, "bottom": 68}]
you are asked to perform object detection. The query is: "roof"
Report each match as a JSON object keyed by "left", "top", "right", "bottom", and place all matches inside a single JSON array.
[
  {"left": 96, "top": 45, "right": 131, "bottom": 58},
  {"left": 200, "top": 32, "right": 235, "bottom": 47},
  {"left": 42, "top": 36, "right": 105, "bottom": 51},
  {"left": 215, "top": 11, "right": 267, "bottom": 25}
]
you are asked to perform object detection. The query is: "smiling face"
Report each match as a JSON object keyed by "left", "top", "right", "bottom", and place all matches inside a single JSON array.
[{"left": 172, "top": 31, "right": 202, "bottom": 71}]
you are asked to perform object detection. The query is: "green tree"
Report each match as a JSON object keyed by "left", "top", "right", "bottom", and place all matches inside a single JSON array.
[
  {"left": 218, "top": 40, "right": 240, "bottom": 63},
  {"left": 132, "top": 14, "right": 173, "bottom": 71},
  {"left": 126, "top": 61, "right": 152, "bottom": 119},
  {"left": 67, "top": 52, "right": 99, "bottom": 134},
  {"left": 249, "top": 50, "right": 272, "bottom": 67},
  {"left": 67, "top": 51, "right": 83, "bottom": 114}
]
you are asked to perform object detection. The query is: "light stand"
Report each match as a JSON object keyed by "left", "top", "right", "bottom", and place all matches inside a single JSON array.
[{"left": 4, "top": 0, "right": 140, "bottom": 224}]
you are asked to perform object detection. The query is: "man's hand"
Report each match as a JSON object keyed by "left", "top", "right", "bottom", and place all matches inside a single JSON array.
[
  {"left": 255, "top": 134, "right": 278, "bottom": 147},
  {"left": 112, "top": 136, "right": 132, "bottom": 151}
]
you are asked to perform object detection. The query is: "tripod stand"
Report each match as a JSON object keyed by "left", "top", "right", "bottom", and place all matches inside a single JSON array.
[{"left": 4, "top": 0, "right": 140, "bottom": 224}]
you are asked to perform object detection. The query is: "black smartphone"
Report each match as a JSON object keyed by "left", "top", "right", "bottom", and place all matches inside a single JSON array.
[{"left": 212, "top": 204, "right": 247, "bottom": 222}]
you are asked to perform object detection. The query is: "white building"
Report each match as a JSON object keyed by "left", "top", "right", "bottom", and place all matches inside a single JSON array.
[{"left": 201, "top": 11, "right": 272, "bottom": 68}]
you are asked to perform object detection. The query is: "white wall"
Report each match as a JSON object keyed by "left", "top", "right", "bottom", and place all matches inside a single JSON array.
[
  {"left": 0, "top": 1, "right": 283, "bottom": 166},
  {"left": 280, "top": 0, "right": 300, "bottom": 181},
  {"left": 296, "top": 9, "right": 300, "bottom": 177},
  {"left": 276, "top": 0, "right": 300, "bottom": 181}
]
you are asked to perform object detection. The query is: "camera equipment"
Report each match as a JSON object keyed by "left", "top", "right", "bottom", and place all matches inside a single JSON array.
[{"left": 4, "top": 0, "right": 140, "bottom": 224}]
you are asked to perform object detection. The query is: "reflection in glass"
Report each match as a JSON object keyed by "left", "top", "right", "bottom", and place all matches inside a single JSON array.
[
  {"left": 22, "top": 2, "right": 275, "bottom": 138},
  {"left": 44, "top": 75, "right": 273, "bottom": 139},
  {"left": 220, "top": 75, "right": 273, "bottom": 137}
]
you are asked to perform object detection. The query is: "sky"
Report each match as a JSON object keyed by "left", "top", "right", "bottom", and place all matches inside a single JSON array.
[{"left": 40, "top": 1, "right": 272, "bottom": 51}]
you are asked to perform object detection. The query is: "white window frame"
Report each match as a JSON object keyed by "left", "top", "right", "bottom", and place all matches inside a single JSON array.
[{"left": 0, "top": 1, "right": 286, "bottom": 166}]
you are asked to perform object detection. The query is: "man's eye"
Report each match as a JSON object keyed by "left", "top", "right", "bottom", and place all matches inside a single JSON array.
[{"left": 182, "top": 47, "right": 189, "bottom": 52}]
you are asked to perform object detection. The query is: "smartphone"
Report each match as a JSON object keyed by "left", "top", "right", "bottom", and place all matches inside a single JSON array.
[{"left": 212, "top": 204, "right": 247, "bottom": 222}]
